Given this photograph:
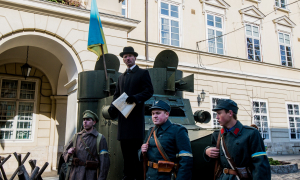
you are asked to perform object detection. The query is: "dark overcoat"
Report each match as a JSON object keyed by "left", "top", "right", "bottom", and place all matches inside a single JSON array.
[
  {"left": 112, "top": 65, "right": 153, "bottom": 140},
  {"left": 204, "top": 120, "right": 271, "bottom": 180}
]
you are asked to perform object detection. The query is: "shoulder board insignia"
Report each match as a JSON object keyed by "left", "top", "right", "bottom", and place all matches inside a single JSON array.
[
  {"left": 244, "top": 126, "right": 256, "bottom": 130},
  {"left": 172, "top": 123, "right": 183, "bottom": 127}
]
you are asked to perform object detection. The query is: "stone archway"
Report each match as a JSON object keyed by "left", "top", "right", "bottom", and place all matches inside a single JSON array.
[{"left": 0, "top": 32, "right": 83, "bottom": 171}]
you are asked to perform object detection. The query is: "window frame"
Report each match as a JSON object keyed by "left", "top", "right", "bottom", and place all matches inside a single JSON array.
[
  {"left": 277, "top": 31, "right": 293, "bottom": 67},
  {"left": 285, "top": 102, "right": 300, "bottom": 141},
  {"left": 205, "top": 12, "right": 226, "bottom": 55},
  {"left": 210, "top": 96, "right": 229, "bottom": 129},
  {"left": 159, "top": 0, "right": 181, "bottom": 47},
  {"left": 244, "top": 23, "right": 262, "bottom": 62},
  {"left": 275, "top": 0, "right": 287, "bottom": 9},
  {"left": 251, "top": 99, "right": 271, "bottom": 142},
  {"left": 0, "top": 76, "right": 39, "bottom": 142},
  {"left": 122, "top": 0, "right": 128, "bottom": 18}
]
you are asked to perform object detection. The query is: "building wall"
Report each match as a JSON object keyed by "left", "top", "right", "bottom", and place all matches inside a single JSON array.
[{"left": 126, "top": 0, "right": 300, "bottom": 154}]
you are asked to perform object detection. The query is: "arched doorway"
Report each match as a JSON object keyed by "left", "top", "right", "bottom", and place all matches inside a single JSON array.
[{"left": 0, "top": 32, "right": 82, "bottom": 171}]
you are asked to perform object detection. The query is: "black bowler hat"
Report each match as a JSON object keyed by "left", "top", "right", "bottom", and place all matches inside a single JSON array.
[
  {"left": 149, "top": 100, "right": 171, "bottom": 113},
  {"left": 212, "top": 99, "right": 239, "bottom": 114},
  {"left": 119, "top": 46, "right": 138, "bottom": 58}
]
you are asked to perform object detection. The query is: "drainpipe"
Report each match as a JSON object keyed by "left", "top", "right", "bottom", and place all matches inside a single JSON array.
[{"left": 145, "top": 0, "right": 149, "bottom": 65}]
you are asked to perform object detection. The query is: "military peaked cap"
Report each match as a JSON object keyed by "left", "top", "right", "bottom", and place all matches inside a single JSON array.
[
  {"left": 149, "top": 100, "right": 171, "bottom": 113},
  {"left": 212, "top": 99, "right": 239, "bottom": 114},
  {"left": 83, "top": 110, "right": 99, "bottom": 123}
]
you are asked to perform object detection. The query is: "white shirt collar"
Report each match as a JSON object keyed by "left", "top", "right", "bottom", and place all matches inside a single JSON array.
[{"left": 129, "top": 64, "right": 136, "bottom": 70}]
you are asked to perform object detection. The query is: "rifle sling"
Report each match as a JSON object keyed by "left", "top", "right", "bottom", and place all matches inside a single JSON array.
[
  {"left": 221, "top": 135, "right": 243, "bottom": 179},
  {"left": 153, "top": 129, "right": 171, "bottom": 162},
  {"left": 80, "top": 135, "right": 99, "bottom": 162}
]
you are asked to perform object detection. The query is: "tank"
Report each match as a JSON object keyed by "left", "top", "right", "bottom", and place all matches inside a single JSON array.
[{"left": 77, "top": 50, "right": 215, "bottom": 179}]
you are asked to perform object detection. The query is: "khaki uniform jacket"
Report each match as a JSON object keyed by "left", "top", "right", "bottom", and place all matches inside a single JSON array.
[{"left": 63, "top": 129, "right": 110, "bottom": 180}]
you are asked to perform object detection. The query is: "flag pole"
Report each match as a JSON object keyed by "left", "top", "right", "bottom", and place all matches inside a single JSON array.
[{"left": 101, "top": 46, "right": 108, "bottom": 80}]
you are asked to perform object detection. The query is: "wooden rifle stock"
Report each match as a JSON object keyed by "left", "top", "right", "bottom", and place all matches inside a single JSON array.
[{"left": 143, "top": 152, "right": 148, "bottom": 180}]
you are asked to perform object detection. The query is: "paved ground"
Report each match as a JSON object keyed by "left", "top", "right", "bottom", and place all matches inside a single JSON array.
[
  {"left": 6, "top": 170, "right": 59, "bottom": 180},
  {"left": 5, "top": 155, "right": 300, "bottom": 179},
  {"left": 270, "top": 154, "right": 300, "bottom": 179}
]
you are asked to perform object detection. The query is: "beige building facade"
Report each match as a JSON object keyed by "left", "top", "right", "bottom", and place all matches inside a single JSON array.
[{"left": 0, "top": 0, "right": 299, "bottom": 172}]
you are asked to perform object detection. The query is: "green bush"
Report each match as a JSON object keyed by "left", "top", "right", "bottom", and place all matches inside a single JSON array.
[{"left": 268, "top": 158, "right": 281, "bottom": 165}]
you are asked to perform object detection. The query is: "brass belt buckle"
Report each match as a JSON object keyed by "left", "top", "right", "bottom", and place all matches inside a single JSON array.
[{"left": 223, "top": 168, "right": 229, "bottom": 174}]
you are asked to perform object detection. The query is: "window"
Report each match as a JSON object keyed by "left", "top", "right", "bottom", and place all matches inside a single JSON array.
[
  {"left": 0, "top": 79, "right": 36, "bottom": 140},
  {"left": 206, "top": 14, "right": 224, "bottom": 55},
  {"left": 275, "top": 0, "right": 286, "bottom": 9},
  {"left": 278, "top": 32, "right": 292, "bottom": 67},
  {"left": 252, "top": 101, "right": 270, "bottom": 140},
  {"left": 286, "top": 103, "right": 300, "bottom": 140},
  {"left": 246, "top": 24, "right": 261, "bottom": 61},
  {"left": 122, "top": 0, "right": 127, "bottom": 17},
  {"left": 211, "top": 97, "right": 228, "bottom": 129},
  {"left": 160, "top": 2, "right": 180, "bottom": 47}
]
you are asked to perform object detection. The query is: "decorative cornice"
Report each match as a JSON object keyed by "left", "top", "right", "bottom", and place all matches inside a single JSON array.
[
  {"left": 199, "top": 0, "right": 230, "bottom": 9},
  {"left": 239, "top": 5, "right": 265, "bottom": 19},
  {"left": 64, "top": 78, "right": 78, "bottom": 94},
  {"left": 273, "top": 15, "right": 296, "bottom": 28},
  {"left": 0, "top": 0, "right": 140, "bottom": 33},
  {"left": 129, "top": 38, "right": 300, "bottom": 87}
]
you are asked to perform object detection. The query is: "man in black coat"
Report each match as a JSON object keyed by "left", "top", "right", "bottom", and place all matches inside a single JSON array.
[{"left": 109, "top": 46, "right": 154, "bottom": 180}]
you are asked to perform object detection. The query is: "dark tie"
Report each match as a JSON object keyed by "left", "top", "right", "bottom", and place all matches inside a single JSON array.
[{"left": 127, "top": 69, "right": 132, "bottom": 74}]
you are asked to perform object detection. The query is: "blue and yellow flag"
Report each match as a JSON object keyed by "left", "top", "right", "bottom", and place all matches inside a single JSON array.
[{"left": 87, "top": 0, "right": 108, "bottom": 59}]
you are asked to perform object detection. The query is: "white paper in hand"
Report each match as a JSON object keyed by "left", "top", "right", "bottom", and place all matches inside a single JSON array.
[{"left": 112, "top": 92, "right": 136, "bottom": 118}]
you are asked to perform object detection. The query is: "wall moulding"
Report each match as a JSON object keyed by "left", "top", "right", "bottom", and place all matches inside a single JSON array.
[{"left": 0, "top": 0, "right": 140, "bottom": 33}]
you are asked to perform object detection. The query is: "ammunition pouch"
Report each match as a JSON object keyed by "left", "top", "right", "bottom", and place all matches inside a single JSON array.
[
  {"left": 236, "top": 167, "right": 252, "bottom": 180},
  {"left": 157, "top": 161, "right": 175, "bottom": 173},
  {"left": 85, "top": 160, "right": 99, "bottom": 170}
]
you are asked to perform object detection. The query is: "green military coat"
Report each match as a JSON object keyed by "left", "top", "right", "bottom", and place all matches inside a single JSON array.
[{"left": 204, "top": 121, "right": 271, "bottom": 180}]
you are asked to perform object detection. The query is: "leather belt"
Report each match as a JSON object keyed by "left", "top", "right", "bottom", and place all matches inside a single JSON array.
[
  {"left": 147, "top": 161, "right": 179, "bottom": 169},
  {"left": 72, "top": 158, "right": 86, "bottom": 166},
  {"left": 223, "top": 168, "right": 238, "bottom": 175},
  {"left": 148, "top": 161, "right": 159, "bottom": 169}
]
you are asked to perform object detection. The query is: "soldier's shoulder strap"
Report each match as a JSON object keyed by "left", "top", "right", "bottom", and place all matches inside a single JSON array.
[
  {"left": 97, "top": 133, "right": 102, "bottom": 156},
  {"left": 72, "top": 133, "right": 79, "bottom": 148},
  {"left": 244, "top": 125, "right": 257, "bottom": 130}
]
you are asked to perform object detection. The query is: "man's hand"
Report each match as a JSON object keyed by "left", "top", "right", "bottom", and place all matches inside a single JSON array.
[
  {"left": 205, "top": 147, "right": 219, "bottom": 158},
  {"left": 126, "top": 96, "right": 136, "bottom": 104},
  {"left": 68, "top": 147, "right": 76, "bottom": 155},
  {"left": 141, "top": 143, "right": 148, "bottom": 153}
]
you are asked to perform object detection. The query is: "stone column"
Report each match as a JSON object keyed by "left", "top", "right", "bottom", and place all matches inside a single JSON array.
[{"left": 64, "top": 79, "right": 78, "bottom": 144}]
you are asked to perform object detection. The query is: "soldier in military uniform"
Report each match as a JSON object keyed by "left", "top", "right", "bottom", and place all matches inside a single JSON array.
[
  {"left": 204, "top": 99, "right": 271, "bottom": 180},
  {"left": 139, "top": 100, "right": 193, "bottom": 180},
  {"left": 63, "top": 110, "right": 110, "bottom": 180}
]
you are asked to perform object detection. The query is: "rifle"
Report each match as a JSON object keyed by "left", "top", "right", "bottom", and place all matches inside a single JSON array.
[{"left": 143, "top": 127, "right": 155, "bottom": 180}]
